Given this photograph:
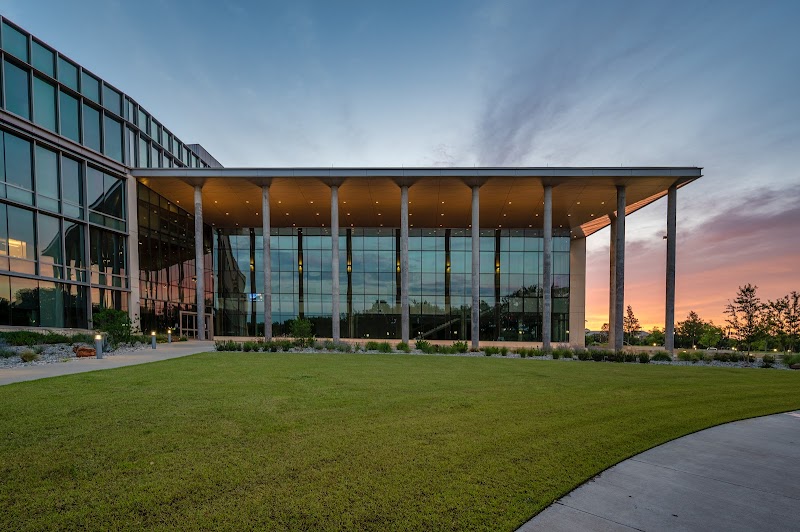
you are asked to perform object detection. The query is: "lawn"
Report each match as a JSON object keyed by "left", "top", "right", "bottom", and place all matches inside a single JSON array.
[{"left": 1, "top": 353, "right": 798, "bottom": 531}]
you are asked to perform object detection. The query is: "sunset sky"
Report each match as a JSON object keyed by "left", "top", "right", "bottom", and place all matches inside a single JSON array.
[{"left": 5, "top": 1, "right": 798, "bottom": 330}]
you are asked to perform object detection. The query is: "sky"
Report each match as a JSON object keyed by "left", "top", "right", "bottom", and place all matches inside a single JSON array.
[{"left": 3, "top": 0, "right": 799, "bottom": 330}]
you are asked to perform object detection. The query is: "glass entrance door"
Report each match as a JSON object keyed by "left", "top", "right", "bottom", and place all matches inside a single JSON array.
[{"left": 179, "top": 311, "right": 213, "bottom": 339}]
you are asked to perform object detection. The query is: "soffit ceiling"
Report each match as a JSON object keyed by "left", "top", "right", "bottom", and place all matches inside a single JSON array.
[{"left": 133, "top": 171, "right": 700, "bottom": 238}]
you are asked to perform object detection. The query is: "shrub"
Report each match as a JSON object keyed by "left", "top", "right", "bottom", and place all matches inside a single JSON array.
[
  {"left": 312, "top": 341, "right": 325, "bottom": 351},
  {"left": 677, "top": 351, "right": 692, "bottom": 362},
  {"left": 624, "top": 353, "right": 637, "bottom": 363},
  {"left": 279, "top": 340, "right": 293, "bottom": 352},
  {"left": 783, "top": 353, "right": 800, "bottom": 366},
  {"left": 552, "top": 347, "right": 572, "bottom": 359},
  {"left": 0, "top": 330, "right": 92, "bottom": 346},
  {"left": 576, "top": 349, "right": 591, "bottom": 361},
  {"left": 289, "top": 318, "right": 314, "bottom": 348},
  {"left": 551, "top": 350, "right": 561, "bottom": 360},
  {"left": 483, "top": 346, "right": 499, "bottom": 356},
  {"left": 334, "top": 342, "right": 352, "bottom": 353},
  {"left": 243, "top": 341, "right": 261, "bottom": 352},
  {"left": 377, "top": 342, "right": 393, "bottom": 353},
  {"left": 323, "top": 340, "right": 337, "bottom": 351},
  {"left": 214, "top": 340, "right": 241, "bottom": 351},
  {"left": 638, "top": 352, "right": 650, "bottom": 364},
  {"left": 452, "top": 341, "right": 469, "bottom": 353},
  {"left": 484, "top": 350, "right": 492, "bottom": 356},
  {"left": 19, "top": 349, "right": 39, "bottom": 363},
  {"left": 93, "top": 308, "right": 134, "bottom": 346},
  {"left": 761, "top": 354, "right": 775, "bottom": 368},
  {"left": 519, "top": 350, "right": 527, "bottom": 358},
  {"left": 33, "top": 345, "right": 45, "bottom": 355},
  {"left": 396, "top": 342, "right": 411, "bottom": 353},
  {"left": 415, "top": 339, "right": 431, "bottom": 351},
  {"left": 0, "top": 348, "right": 16, "bottom": 359},
  {"left": 651, "top": 351, "right": 672, "bottom": 362},
  {"left": 365, "top": 341, "right": 381, "bottom": 351},
  {"left": 590, "top": 350, "right": 605, "bottom": 362},
  {"left": 179, "top": 335, "right": 188, "bottom": 342}
]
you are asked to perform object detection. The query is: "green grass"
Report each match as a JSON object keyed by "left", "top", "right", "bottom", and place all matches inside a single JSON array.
[{"left": 1, "top": 354, "right": 798, "bottom": 531}]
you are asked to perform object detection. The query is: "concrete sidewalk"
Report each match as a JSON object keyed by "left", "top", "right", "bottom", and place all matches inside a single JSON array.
[
  {"left": 519, "top": 410, "right": 800, "bottom": 531},
  {"left": 0, "top": 340, "right": 215, "bottom": 386}
]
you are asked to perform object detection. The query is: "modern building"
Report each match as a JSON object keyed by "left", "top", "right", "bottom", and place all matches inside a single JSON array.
[{"left": 0, "top": 17, "right": 700, "bottom": 351}]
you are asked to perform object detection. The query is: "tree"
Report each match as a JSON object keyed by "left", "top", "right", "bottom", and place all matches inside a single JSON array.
[
  {"left": 644, "top": 327, "right": 665, "bottom": 347},
  {"left": 786, "top": 291, "right": 800, "bottom": 353},
  {"left": 765, "top": 297, "right": 789, "bottom": 352},
  {"left": 725, "top": 284, "right": 764, "bottom": 356},
  {"left": 699, "top": 322, "right": 724, "bottom": 349},
  {"left": 623, "top": 305, "right": 641, "bottom": 345},
  {"left": 676, "top": 311, "right": 705, "bottom": 348}
]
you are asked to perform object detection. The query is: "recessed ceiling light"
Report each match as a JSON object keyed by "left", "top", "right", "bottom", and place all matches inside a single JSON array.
[
  {"left": 246, "top": 200, "right": 249, "bottom": 204},
  {"left": 378, "top": 213, "right": 382, "bottom": 216},
  {"left": 576, "top": 201, "right": 580, "bottom": 205},
  {"left": 214, "top": 200, "right": 217, "bottom": 203},
  {"left": 601, "top": 201, "right": 605, "bottom": 205},
  {"left": 310, "top": 201, "right": 314, "bottom": 204},
  {"left": 285, "top": 212, "right": 289, "bottom": 215},
  {"left": 278, "top": 200, "right": 282, "bottom": 204},
  {"left": 225, "top": 212, "right": 229, "bottom": 215}
]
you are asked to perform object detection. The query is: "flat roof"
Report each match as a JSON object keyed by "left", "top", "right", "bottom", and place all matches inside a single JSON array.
[{"left": 131, "top": 167, "right": 702, "bottom": 236}]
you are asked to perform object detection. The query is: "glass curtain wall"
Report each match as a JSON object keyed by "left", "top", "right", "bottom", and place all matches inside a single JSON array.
[
  {"left": 214, "top": 227, "right": 570, "bottom": 341},
  {"left": 137, "top": 183, "right": 212, "bottom": 334}
]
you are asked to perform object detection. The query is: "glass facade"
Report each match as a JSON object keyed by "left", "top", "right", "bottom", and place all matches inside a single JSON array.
[
  {"left": 214, "top": 227, "right": 570, "bottom": 341},
  {"left": 137, "top": 183, "right": 212, "bottom": 334}
]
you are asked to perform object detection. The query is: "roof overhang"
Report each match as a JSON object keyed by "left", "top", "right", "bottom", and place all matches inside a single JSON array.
[{"left": 130, "top": 167, "right": 702, "bottom": 237}]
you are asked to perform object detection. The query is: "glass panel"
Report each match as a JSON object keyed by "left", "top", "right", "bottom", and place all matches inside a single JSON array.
[
  {"left": 57, "top": 57, "right": 78, "bottom": 90},
  {"left": 82, "top": 103, "right": 101, "bottom": 151},
  {"left": 137, "top": 108, "right": 147, "bottom": 131},
  {"left": 6, "top": 205, "right": 35, "bottom": 260},
  {"left": 138, "top": 136, "right": 149, "bottom": 167},
  {"left": 10, "top": 276, "right": 38, "bottom": 326},
  {"left": 38, "top": 213, "right": 62, "bottom": 267},
  {"left": 35, "top": 145, "right": 59, "bottom": 202},
  {"left": 0, "top": 274, "right": 9, "bottom": 325},
  {"left": 61, "top": 156, "right": 82, "bottom": 207},
  {"left": 31, "top": 41, "right": 54, "bottom": 76},
  {"left": 0, "top": 203, "right": 6, "bottom": 269},
  {"left": 64, "top": 283, "right": 87, "bottom": 328},
  {"left": 2, "top": 21, "right": 28, "bottom": 62},
  {"left": 59, "top": 90, "right": 80, "bottom": 142},
  {"left": 4, "top": 132, "right": 32, "bottom": 190},
  {"left": 86, "top": 167, "right": 104, "bottom": 211},
  {"left": 64, "top": 219, "right": 85, "bottom": 277},
  {"left": 80, "top": 70, "right": 99, "bottom": 101},
  {"left": 3, "top": 59, "right": 30, "bottom": 119},
  {"left": 103, "top": 114, "right": 122, "bottom": 162},
  {"left": 38, "top": 280, "right": 64, "bottom": 327},
  {"left": 32, "top": 76, "right": 56, "bottom": 130},
  {"left": 102, "top": 84, "right": 122, "bottom": 115}
]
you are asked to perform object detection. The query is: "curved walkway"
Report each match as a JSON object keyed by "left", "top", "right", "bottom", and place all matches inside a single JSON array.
[
  {"left": 519, "top": 410, "right": 800, "bottom": 531},
  {"left": 0, "top": 341, "right": 215, "bottom": 386}
]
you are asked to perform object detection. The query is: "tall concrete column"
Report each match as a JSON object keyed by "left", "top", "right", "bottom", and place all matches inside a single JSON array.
[
  {"left": 542, "top": 184, "right": 553, "bottom": 350},
  {"left": 613, "top": 185, "right": 626, "bottom": 352},
  {"left": 125, "top": 175, "right": 141, "bottom": 330},
  {"left": 193, "top": 184, "right": 205, "bottom": 340},
  {"left": 471, "top": 185, "right": 480, "bottom": 349},
  {"left": 331, "top": 185, "right": 340, "bottom": 342},
  {"left": 665, "top": 184, "right": 677, "bottom": 354},
  {"left": 569, "top": 236, "right": 586, "bottom": 347},
  {"left": 608, "top": 214, "right": 617, "bottom": 348},
  {"left": 262, "top": 185, "right": 272, "bottom": 341},
  {"left": 400, "top": 185, "right": 410, "bottom": 344}
]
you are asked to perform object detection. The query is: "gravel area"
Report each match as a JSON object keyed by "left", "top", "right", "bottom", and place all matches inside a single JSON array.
[{"left": 0, "top": 342, "right": 147, "bottom": 369}]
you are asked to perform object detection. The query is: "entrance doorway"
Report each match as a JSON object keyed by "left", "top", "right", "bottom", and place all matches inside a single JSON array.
[{"left": 179, "top": 311, "right": 213, "bottom": 339}]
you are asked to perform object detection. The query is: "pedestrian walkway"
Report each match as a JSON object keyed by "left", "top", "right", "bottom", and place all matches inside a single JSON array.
[
  {"left": 0, "top": 340, "right": 215, "bottom": 386},
  {"left": 519, "top": 410, "right": 800, "bottom": 531}
]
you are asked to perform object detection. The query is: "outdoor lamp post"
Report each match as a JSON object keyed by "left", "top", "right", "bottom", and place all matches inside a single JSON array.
[
  {"left": 151, "top": 331, "right": 157, "bottom": 349},
  {"left": 95, "top": 334, "right": 103, "bottom": 359},
  {"left": 167, "top": 328, "right": 172, "bottom": 343}
]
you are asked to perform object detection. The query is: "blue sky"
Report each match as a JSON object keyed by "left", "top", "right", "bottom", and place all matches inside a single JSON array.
[{"left": 4, "top": 0, "right": 799, "bottom": 327}]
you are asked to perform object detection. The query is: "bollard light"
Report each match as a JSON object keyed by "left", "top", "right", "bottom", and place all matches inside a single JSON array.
[
  {"left": 151, "top": 331, "right": 157, "bottom": 349},
  {"left": 167, "top": 328, "right": 172, "bottom": 344},
  {"left": 95, "top": 334, "right": 103, "bottom": 359}
]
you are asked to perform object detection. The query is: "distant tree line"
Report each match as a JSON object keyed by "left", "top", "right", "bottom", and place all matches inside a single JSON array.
[{"left": 590, "top": 284, "right": 799, "bottom": 353}]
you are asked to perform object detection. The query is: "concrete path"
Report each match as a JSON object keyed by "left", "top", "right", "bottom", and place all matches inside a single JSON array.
[
  {"left": 0, "top": 341, "right": 215, "bottom": 386},
  {"left": 519, "top": 410, "right": 800, "bottom": 531}
]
